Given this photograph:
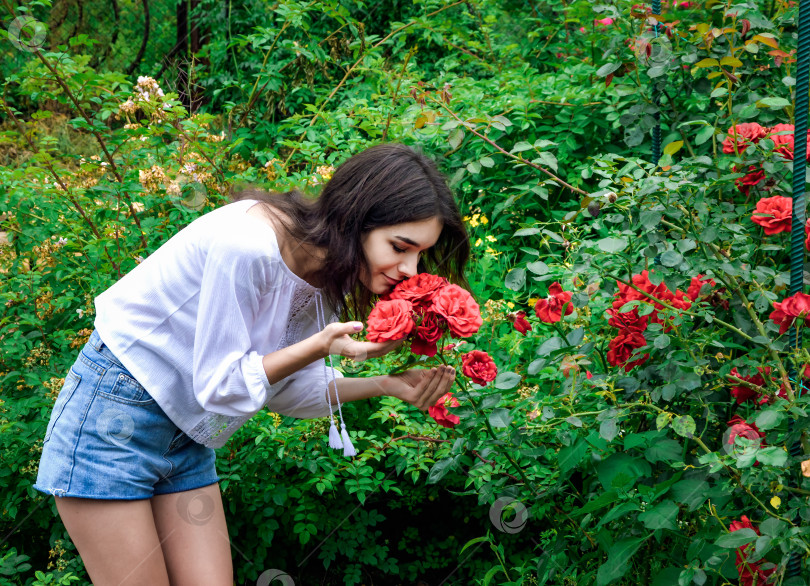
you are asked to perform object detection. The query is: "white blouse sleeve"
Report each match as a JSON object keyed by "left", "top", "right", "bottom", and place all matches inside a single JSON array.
[
  {"left": 265, "top": 301, "right": 344, "bottom": 419},
  {"left": 192, "top": 234, "right": 287, "bottom": 416}
]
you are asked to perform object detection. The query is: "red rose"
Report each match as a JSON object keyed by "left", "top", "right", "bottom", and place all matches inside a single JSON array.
[
  {"left": 606, "top": 331, "right": 648, "bottom": 372},
  {"left": 428, "top": 392, "right": 460, "bottom": 428},
  {"left": 508, "top": 311, "right": 532, "bottom": 335},
  {"left": 366, "top": 299, "right": 415, "bottom": 342},
  {"left": 386, "top": 273, "right": 448, "bottom": 308},
  {"left": 607, "top": 307, "right": 649, "bottom": 331},
  {"left": 733, "top": 164, "right": 766, "bottom": 196},
  {"left": 686, "top": 274, "right": 716, "bottom": 302},
  {"left": 729, "top": 516, "right": 776, "bottom": 586},
  {"left": 534, "top": 282, "right": 573, "bottom": 323},
  {"left": 613, "top": 270, "right": 691, "bottom": 325},
  {"left": 727, "top": 415, "right": 766, "bottom": 445},
  {"left": 728, "top": 366, "right": 773, "bottom": 405},
  {"left": 461, "top": 350, "right": 498, "bottom": 386},
  {"left": 769, "top": 292, "right": 810, "bottom": 334},
  {"left": 722, "top": 122, "right": 767, "bottom": 154},
  {"left": 410, "top": 311, "right": 444, "bottom": 357},
  {"left": 431, "top": 284, "right": 483, "bottom": 338},
  {"left": 751, "top": 196, "right": 792, "bottom": 235}
]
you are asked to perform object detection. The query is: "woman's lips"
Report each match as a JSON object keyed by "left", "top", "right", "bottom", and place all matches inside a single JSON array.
[{"left": 383, "top": 274, "right": 397, "bottom": 285}]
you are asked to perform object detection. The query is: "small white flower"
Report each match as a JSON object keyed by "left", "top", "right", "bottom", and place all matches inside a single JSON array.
[
  {"left": 157, "top": 88, "right": 164, "bottom": 97},
  {"left": 56, "top": 237, "right": 68, "bottom": 246},
  {"left": 183, "top": 163, "right": 197, "bottom": 173},
  {"left": 76, "top": 308, "right": 84, "bottom": 318},
  {"left": 137, "top": 75, "right": 148, "bottom": 84},
  {"left": 135, "top": 255, "right": 145, "bottom": 264},
  {"left": 100, "top": 162, "right": 108, "bottom": 167}
]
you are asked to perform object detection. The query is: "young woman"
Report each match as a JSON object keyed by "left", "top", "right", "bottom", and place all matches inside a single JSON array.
[{"left": 34, "top": 143, "right": 471, "bottom": 585}]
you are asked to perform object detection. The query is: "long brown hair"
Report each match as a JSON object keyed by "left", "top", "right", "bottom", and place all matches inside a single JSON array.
[{"left": 228, "top": 143, "right": 471, "bottom": 321}]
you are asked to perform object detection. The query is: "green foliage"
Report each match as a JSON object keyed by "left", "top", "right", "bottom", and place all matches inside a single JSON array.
[{"left": 3, "top": 0, "right": 810, "bottom": 584}]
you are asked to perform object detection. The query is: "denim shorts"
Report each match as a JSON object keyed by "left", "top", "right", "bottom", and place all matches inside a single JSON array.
[{"left": 34, "top": 329, "right": 220, "bottom": 500}]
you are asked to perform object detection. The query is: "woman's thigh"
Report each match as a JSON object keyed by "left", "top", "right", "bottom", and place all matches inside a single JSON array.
[
  {"left": 150, "top": 482, "right": 234, "bottom": 586},
  {"left": 54, "top": 496, "right": 170, "bottom": 586}
]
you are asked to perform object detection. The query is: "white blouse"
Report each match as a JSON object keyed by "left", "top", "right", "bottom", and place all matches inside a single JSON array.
[{"left": 93, "top": 198, "right": 344, "bottom": 448}]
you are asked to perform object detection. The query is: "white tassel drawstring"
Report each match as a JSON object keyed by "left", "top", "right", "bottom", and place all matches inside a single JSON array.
[{"left": 316, "top": 291, "right": 356, "bottom": 458}]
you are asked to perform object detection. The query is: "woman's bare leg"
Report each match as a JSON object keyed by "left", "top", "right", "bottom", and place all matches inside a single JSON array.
[
  {"left": 54, "top": 496, "right": 171, "bottom": 586},
  {"left": 150, "top": 483, "right": 233, "bottom": 586}
]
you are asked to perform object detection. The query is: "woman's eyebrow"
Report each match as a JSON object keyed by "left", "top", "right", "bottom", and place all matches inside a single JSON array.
[{"left": 394, "top": 236, "right": 422, "bottom": 248}]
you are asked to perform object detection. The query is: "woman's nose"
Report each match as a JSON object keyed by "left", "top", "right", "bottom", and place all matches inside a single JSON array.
[{"left": 398, "top": 254, "right": 419, "bottom": 278}]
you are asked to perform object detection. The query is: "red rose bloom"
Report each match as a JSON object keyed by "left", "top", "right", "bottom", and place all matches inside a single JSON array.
[
  {"left": 410, "top": 311, "right": 444, "bottom": 357},
  {"left": 686, "top": 274, "right": 716, "bottom": 302},
  {"left": 729, "top": 516, "right": 776, "bottom": 586},
  {"left": 461, "top": 350, "right": 498, "bottom": 386},
  {"left": 751, "top": 196, "right": 792, "bottom": 235},
  {"left": 767, "top": 123, "right": 797, "bottom": 160},
  {"left": 366, "top": 299, "right": 415, "bottom": 342},
  {"left": 606, "top": 331, "right": 649, "bottom": 372},
  {"left": 607, "top": 307, "right": 649, "bottom": 331},
  {"left": 727, "top": 415, "right": 766, "bottom": 445},
  {"left": 732, "top": 164, "right": 766, "bottom": 196},
  {"left": 428, "top": 392, "right": 460, "bottom": 428},
  {"left": 386, "top": 273, "right": 448, "bottom": 307},
  {"left": 534, "top": 282, "right": 574, "bottom": 323},
  {"left": 722, "top": 122, "right": 767, "bottom": 154},
  {"left": 431, "top": 284, "right": 483, "bottom": 338},
  {"left": 728, "top": 366, "right": 773, "bottom": 405},
  {"left": 769, "top": 292, "right": 810, "bottom": 334},
  {"left": 508, "top": 311, "right": 532, "bottom": 335}
]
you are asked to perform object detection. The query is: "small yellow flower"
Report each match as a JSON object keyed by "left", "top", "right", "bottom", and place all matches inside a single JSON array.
[
  {"left": 529, "top": 297, "right": 539, "bottom": 306},
  {"left": 506, "top": 302, "right": 514, "bottom": 309},
  {"left": 480, "top": 215, "right": 489, "bottom": 225},
  {"left": 486, "top": 235, "right": 497, "bottom": 243},
  {"left": 474, "top": 238, "right": 483, "bottom": 247},
  {"left": 485, "top": 246, "right": 501, "bottom": 256}
]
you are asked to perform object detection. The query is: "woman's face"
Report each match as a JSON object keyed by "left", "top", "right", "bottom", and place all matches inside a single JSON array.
[{"left": 359, "top": 216, "right": 444, "bottom": 294}]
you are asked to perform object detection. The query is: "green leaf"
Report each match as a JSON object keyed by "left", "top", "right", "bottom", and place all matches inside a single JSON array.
[
  {"left": 755, "top": 409, "right": 783, "bottom": 430},
  {"left": 480, "top": 393, "right": 502, "bottom": 409},
  {"left": 558, "top": 438, "right": 587, "bottom": 474},
  {"left": 600, "top": 418, "right": 619, "bottom": 442},
  {"left": 488, "top": 408, "right": 513, "bottom": 428},
  {"left": 756, "top": 97, "right": 791, "bottom": 108},
  {"left": 695, "top": 125, "right": 715, "bottom": 145},
  {"left": 527, "top": 260, "right": 550, "bottom": 275},
  {"left": 638, "top": 500, "right": 679, "bottom": 530},
  {"left": 596, "top": 537, "right": 646, "bottom": 585},
  {"left": 479, "top": 156, "right": 495, "bottom": 168},
  {"left": 654, "top": 334, "right": 671, "bottom": 349},
  {"left": 756, "top": 446, "right": 788, "bottom": 467},
  {"left": 448, "top": 127, "right": 464, "bottom": 150},
  {"left": 537, "top": 337, "right": 565, "bottom": 356},
  {"left": 504, "top": 267, "right": 526, "bottom": 291},
  {"left": 672, "top": 415, "right": 696, "bottom": 438},
  {"left": 597, "top": 237, "right": 628, "bottom": 253},
  {"left": 510, "top": 141, "right": 533, "bottom": 153},
  {"left": 656, "top": 412, "right": 672, "bottom": 430},
  {"left": 663, "top": 140, "right": 683, "bottom": 156},
  {"left": 660, "top": 250, "right": 683, "bottom": 267},
  {"left": 715, "top": 528, "right": 757, "bottom": 548},
  {"left": 493, "top": 372, "right": 521, "bottom": 390},
  {"left": 427, "top": 457, "right": 458, "bottom": 484},
  {"left": 596, "top": 62, "right": 622, "bottom": 77}
]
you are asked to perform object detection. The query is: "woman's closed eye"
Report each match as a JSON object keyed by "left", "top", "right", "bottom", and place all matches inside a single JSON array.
[{"left": 392, "top": 245, "right": 406, "bottom": 253}]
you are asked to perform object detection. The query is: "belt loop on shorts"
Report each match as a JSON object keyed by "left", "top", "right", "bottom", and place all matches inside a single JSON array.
[{"left": 90, "top": 330, "right": 105, "bottom": 352}]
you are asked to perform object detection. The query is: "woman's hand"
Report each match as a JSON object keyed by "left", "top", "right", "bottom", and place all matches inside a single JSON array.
[
  {"left": 317, "top": 321, "right": 405, "bottom": 361},
  {"left": 383, "top": 366, "right": 456, "bottom": 411}
]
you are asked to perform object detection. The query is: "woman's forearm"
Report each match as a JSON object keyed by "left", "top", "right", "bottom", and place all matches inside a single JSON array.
[{"left": 327, "top": 376, "right": 389, "bottom": 404}]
